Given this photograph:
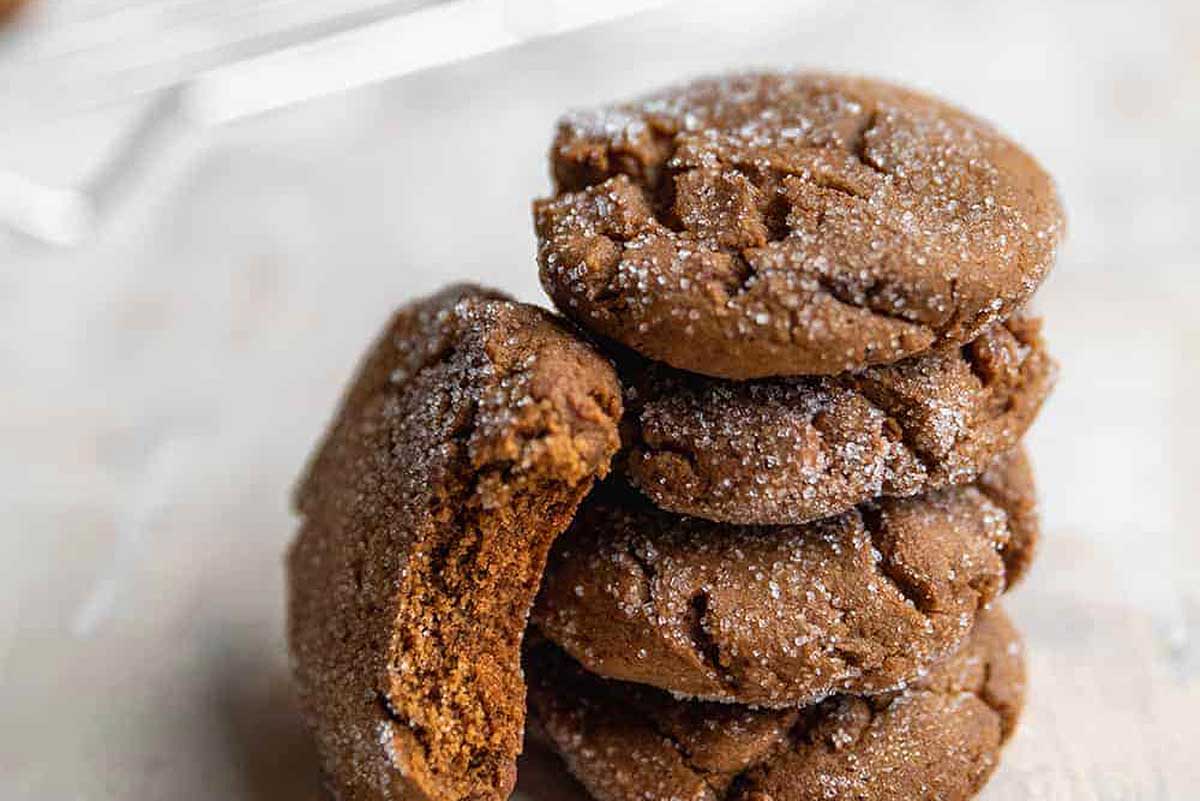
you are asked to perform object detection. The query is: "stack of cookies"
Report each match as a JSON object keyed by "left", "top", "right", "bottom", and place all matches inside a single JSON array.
[
  {"left": 524, "top": 74, "right": 1062, "bottom": 801},
  {"left": 286, "top": 73, "right": 1062, "bottom": 801}
]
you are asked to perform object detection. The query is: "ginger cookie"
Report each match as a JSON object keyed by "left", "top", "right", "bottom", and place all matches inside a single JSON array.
[
  {"left": 623, "top": 315, "right": 1053, "bottom": 525},
  {"left": 977, "top": 448, "right": 1040, "bottom": 586},
  {"left": 287, "top": 286, "right": 622, "bottom": 801},
  {"left": 535, "top": 72, "right": 1064, "bottom": 379},
  {"left": 532, "top": 449, "right": 1033, "bottom": 707},
  {"left": 0, "top": 0, "right": 29, "bottom": 24},
  {"left": 526, "top": 607, "right": 1025, "bottom": 801}
]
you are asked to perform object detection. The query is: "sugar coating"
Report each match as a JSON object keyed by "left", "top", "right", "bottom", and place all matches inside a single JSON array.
[
  {"left": 623, "top": 315, "right": 1054, "bottom": 525},
  {"left": 526, "top": 607, "right": 1026, "bottom": 801},
  {"left": 533, "top": 449, "right": 1035, "bottom": 708},
  {"left": 535, "top": 72, "right": 1065, "bottom": 379},
  {"left": 287, "top": 285, "right": 622, "bottom": 801}
]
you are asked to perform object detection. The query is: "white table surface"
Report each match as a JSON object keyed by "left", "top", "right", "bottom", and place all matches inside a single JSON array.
[{"left": 2, "top": 0, "right": 1198, "bottom": 798}]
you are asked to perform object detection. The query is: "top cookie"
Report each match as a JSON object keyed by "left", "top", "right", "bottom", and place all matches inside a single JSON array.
[
  {"left": 288, "top": 286, "right": 622, "bottom": 801},
  {"left": 535, "top": 72, "right": 1064, "bottom": 378}
]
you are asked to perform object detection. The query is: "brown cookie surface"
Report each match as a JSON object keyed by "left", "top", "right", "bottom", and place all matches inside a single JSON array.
[
  {"left": 624, "top": 315, "right": 1053, "bottom": 525},
  {"left": 288, "top": 286, "right": 622, "bottom": 801},
  {"left": 0, "top": 0, "right": 29, "bottom": 23},
  {"left": 533, "top": 449, "right": 1033, "bottom": 707},
  {"left": 977, "top": 447, "right": 1040, "bottom": 587},
  {"left": 535, "top": 72, "right": 1064, "bottom": 379},
  {"left": 526, "top": 607, "right": 1025, "bottom": 801}
]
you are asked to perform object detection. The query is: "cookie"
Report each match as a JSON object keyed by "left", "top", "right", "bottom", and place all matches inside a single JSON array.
[
  {"left": 532, "top": 449, "right": 1033, "bottom": 707},
  {"left": 0, "top": 0, "right": 29, "bottom": 23},
  {"left": 977, "top": 448, "right": 1040, "bottom": 586},
  {"left": 287, "top": 286, "right": 622, "bottom": 801},
  {"left": 623, "top": 315, "right": 1053, "bottom": 525},
  {"left": 535, "top": 72, "right": 1064, "bottom": 379},
  {"left": 526, "top": 607, "right": 1025, "bottom": 801}
]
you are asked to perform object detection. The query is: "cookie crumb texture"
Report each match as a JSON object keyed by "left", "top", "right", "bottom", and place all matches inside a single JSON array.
[
  {"left": 534, "top": 449, "right": 1033, "bottom": 707},
  {"left": 625, "top": 315, "right": 1053, "bottom": 524},
  {"left": 527, "top": 607, "right": 1025, "bottom": 801},
  {"left": 535, "top": 72, "right": 1064, "bottom": 379},
  {"left": 288, "top": 286, "right": 621, "bottom": 801}
]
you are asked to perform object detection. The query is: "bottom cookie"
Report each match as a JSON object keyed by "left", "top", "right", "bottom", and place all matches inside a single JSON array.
[{"left": 525, "top": 607, "right": 1025, "bottom": 801}]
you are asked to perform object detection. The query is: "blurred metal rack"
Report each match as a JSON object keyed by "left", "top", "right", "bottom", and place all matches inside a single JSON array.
[{"left": 0, "top": 0, "right": 672, "bottom": 245}]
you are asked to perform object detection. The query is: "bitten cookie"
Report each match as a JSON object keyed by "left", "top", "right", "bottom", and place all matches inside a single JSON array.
[
  {"left": 624, "top": 315, "right": 1053, "bottom": 525},
  {"left": 533, "top": 449, "right": 1034, "bottom": 707},
  {"left": 535, "top": 72, "right": 1064, "bottom": 379},
  {"left": 288, "top": 286, "right": 622, "bottom": 801},
  {"left": 526, "top": 607, "right": 1025, "bottom": 801}
]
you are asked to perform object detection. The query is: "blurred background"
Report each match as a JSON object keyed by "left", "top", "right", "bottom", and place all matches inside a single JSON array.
[{"left": 1, "top": 0, "right": 1197, "bottom": 798}]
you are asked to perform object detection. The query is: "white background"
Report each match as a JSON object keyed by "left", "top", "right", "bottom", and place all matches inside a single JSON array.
[{"left": 2, "top": 0, "right": 1198, "bottom": 798}]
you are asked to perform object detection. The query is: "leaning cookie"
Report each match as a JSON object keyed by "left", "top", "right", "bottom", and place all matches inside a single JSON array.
[
  {"left": 526, "top": 607, "right": 1025, "bottom": 801},
  {"left": 535, "top": 72, "right": 1064, "bottom": 379},
  {"left": 288, "top": 286, "right": 622, "bottom": 801},
  {"left": 624, "top": 315, "right": 1053, "bottom": 525},
  {"left": 533, "top": 448, "right": 1033, "bottom": 708}
]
